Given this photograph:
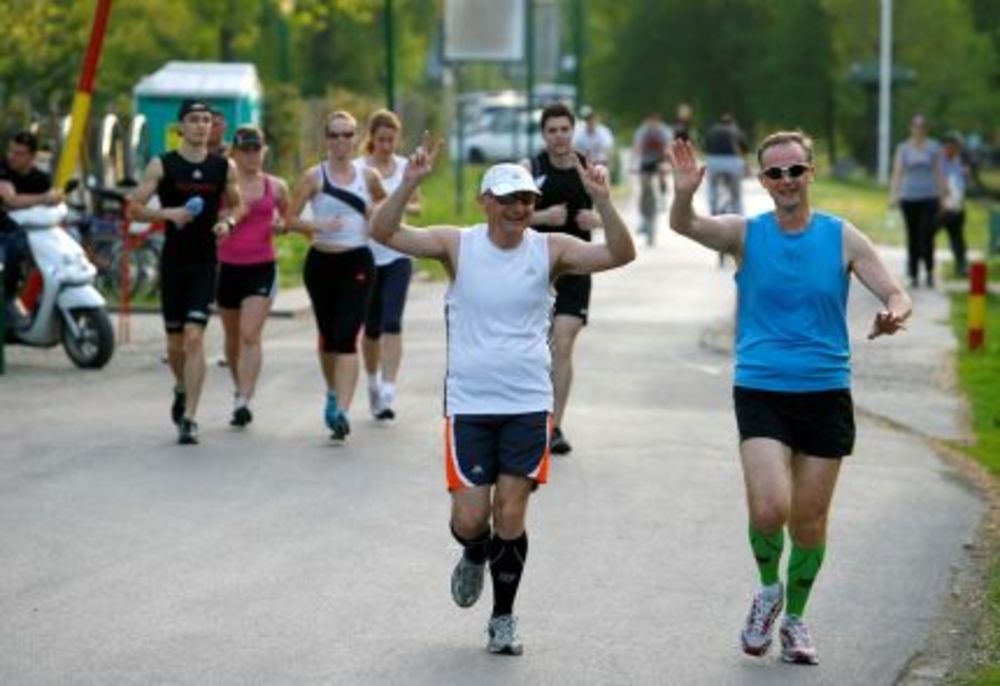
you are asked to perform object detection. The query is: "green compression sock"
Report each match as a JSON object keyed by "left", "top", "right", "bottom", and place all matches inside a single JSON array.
[
  {"left": 786, "top": 542, "right": 826, "bottom": 617},
  {"left": 749, "top": 526, "right": 784, "bottom": 587}
]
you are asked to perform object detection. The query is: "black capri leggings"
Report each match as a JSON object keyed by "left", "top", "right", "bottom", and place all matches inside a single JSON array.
[
  {"left": 900, "top": 198, "right": 939, "bottom": 283},
  {"left": 303, "top": 246, "right": 375, "bottom": 353}
]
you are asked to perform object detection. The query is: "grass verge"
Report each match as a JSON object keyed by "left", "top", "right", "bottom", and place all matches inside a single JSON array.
[{"left": 948, "top": 291, "right": 1000, "bottom": 683}]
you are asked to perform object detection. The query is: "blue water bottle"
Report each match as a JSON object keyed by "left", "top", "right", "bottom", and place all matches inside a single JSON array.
[{"left": 184, "top": 196, "right": 204, "bottom": 217}]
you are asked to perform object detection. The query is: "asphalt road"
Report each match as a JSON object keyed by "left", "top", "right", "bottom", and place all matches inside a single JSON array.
[{"left": 0, "top": 186, "right": 984, "bottom": 685}]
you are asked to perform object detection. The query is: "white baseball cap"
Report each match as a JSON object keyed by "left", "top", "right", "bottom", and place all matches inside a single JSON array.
[{"left": 480, "top": 163, "right": 541, "bottom": 197}]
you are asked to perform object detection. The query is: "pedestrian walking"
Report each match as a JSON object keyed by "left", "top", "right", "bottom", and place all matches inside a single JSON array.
[
  {"left": 371, "top": 136, "right": 635, "bottom": 656},
  {"left": 359, "top": 109, "right": 420, "bottom": 420},
  {"left": 129, "top": 99, "right": 243, "bottom": 445},
  {"left": 286, "top": 111, "right": 385, "bottom": 441},
  {"left": 937, "top": 132, "right": 968, "bottom": 277},
  {"left": 669, "top": 131, "right": 912, "bottom": 665},
  {"left": 524, "top": 103, "right": 604, "bottom": 454},
  {"left": 889, "top": 114, "right": 947, "bottom": 288},
  {"left": 217, "top": 125, "right": 290, "bottom": 427}
]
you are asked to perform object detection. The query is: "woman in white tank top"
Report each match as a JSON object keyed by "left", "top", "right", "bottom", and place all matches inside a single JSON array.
[
  {"left": 286, "top": 111, "right": 387, "bottom": 441},
  {"left": 359, "top": 110, "right": 422, "bottom": 421}
]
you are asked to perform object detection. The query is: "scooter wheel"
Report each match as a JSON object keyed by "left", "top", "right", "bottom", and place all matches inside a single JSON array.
[{"left": 62, "top": 307, "right": 115, "bottom": 369}]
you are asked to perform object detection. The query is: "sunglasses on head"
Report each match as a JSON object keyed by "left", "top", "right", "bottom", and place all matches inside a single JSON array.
[
  {"left": 492, "top": 191, "right": 537, "bottom": 206},
  {"left": 326, "top": 130, "right": 355, "bottom": 140},
  {"left": 237, "top": 143, "right": 262, "bottom": 152},
  {"left": 762, "top": 164, "right": 810, "bottom": 181}
]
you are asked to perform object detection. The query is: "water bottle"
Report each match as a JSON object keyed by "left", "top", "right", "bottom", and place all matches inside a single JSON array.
[{"left": 184, "top": 196, "right": 204, "bottom": 217}]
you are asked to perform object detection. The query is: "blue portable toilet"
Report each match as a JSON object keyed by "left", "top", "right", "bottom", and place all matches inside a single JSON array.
[{"left": 133, "top": 61, "right": 263, "bottom": 156}]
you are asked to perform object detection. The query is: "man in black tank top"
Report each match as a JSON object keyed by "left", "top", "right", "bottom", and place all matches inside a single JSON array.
[
  {"left": 129, "top": 99, "right": 243, "bottom": 445},
  {"left": 522, "top": 103, "right": 603, "bottom": 455}
]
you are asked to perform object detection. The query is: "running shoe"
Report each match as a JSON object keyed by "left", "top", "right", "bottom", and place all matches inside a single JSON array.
[
  {"left": 368, "top": 385, "right": 383, "bottom": 418},
  {"left": 178, "top": 418, "right": 199, "bottom": 445},
  {"left": 487, "top": 614, "right": 523, "bottom": 656},
  {"left": 330, "top": 411, "right": 351, "bottom": 441},
  {"left": 324, "top": 393, "right": 338, "bottom": 431},
  {"left": 230, "top": 406, "right": 253, "bottom": 427},
  {"left": 550, "top": 426, "right": 572, "bottom": 455},
  {"left": 780, "top": 616, "right": 819, "bottom": 665},
  {"left": 375, "top": 386, "right": 396, "bottom": 421},
  {"left": 171, "top": 388, "right": 186, "bottom": 426},
  {"left": 741, "top": 584, "right": 784, "bottom": 657},
  {"left": 450, "top": 555, "right": 486, "bottom": 608}
]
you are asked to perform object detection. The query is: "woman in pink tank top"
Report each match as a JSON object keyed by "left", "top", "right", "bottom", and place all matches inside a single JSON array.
[{"left": 216, "top": 125, "right": 290, "bottom": 427}]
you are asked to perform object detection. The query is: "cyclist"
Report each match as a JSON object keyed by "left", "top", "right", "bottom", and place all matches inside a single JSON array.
[
  {"left": 704, "top": 114, "right": 749, "bottom": 216},
  {"left": 631, "top": 113, "right": 672, "bottom": 244}
]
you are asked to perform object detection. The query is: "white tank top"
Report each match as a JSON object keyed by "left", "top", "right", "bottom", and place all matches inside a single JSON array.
[
  {"left": 445, "top": 225, "right": 553, "bottom": 415},
  {"left": 308, "top": 159, "right": 371, "bottom": 249},
  {"left": 364, "top": 154, "right": 410, "bottom": 266}
]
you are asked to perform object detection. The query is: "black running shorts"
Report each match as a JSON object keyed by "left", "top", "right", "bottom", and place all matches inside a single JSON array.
[
  {"left": 216, "top": 261, "right": 277, "bottom": 309},
  {"left": 445, "top": 412, "right": 552, "bottom": 491},
  {"left": 553, "top": 273, "right": 591, "bottom": 324},
  {"left": 160, "top": 261, "right": 217, "bottom": 333},
  {"left": 733, "top": 386, "right": 855, "bottom": 458}
]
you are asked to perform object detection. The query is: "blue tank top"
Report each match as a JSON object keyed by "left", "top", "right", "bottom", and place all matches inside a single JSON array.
[{"left": 735, "top": 211, "right": 851, "bottom": 391}]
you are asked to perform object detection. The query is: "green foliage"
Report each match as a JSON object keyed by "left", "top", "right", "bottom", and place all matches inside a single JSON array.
[{"left": 950, "top": 291, "right": 1000, "bottom": 475}]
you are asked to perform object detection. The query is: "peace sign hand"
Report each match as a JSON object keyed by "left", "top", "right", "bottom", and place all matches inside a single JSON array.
[
  {"left": 404, "top": 131, "right": 442, "bottom": 185},
  {"left": 574, "top": 155, "right": 610, "bottom": 201}
]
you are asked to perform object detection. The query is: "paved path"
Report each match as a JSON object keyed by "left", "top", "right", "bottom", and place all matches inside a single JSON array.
[{"left": 0, "top": 181, "right": 985, "bottom": 685}]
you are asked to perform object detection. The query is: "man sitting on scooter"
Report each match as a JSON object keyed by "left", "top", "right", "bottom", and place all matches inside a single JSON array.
[{"left": 0, "top": 131, "right": 61, "bottom": 325}]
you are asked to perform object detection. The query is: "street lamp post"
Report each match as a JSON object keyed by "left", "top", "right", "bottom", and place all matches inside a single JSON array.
[{"left": 877, "top": 0, "right": 892, "bottom": 184}]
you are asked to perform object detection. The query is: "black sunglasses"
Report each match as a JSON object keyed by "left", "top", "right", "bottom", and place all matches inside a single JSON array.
[
  {"left": 493, "top": 191, "right": 537, "bottom": 206},
  {"left": 326, "top": 130, "right": 355, "bottom": 140},
  {"left": 762, "top": 164, "right": 810, "bottom": 180}
]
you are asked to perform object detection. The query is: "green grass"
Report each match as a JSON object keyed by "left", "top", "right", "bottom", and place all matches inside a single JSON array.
[
  {"left": 948, "top": 291, "right": 1000, "bottom": 682},
  {"left": 810, "top": 175, "right": 993, "bottom": 254}
]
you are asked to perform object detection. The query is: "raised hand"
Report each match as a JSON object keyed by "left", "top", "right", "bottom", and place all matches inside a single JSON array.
[
  {"left": 573, "top": 156, "right": 610, "bottom": 201},
  {"left": 404, "top": 131, "right": 441, "bottom": 184},
  {"left": 867, "top": 309, "right": 907, "bottom": 340},
  {"left": 669, "top": 139, "right": 705, "bottom": 197}
]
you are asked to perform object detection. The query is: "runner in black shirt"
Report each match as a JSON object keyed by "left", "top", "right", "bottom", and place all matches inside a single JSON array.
[
  {"left": 129, "top": 99, "right": 242, "bottom": 445},
  {"left": 522, "top": 103, "right": 603, "bottom": 455}
]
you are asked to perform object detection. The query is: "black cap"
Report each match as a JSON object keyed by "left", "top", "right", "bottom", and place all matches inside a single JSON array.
[
  {"left": 232, "top": 128, "right": 264, "bottom": 148},
  {"left": 178, "top": 99, "right": 211, "bottom": 121}
]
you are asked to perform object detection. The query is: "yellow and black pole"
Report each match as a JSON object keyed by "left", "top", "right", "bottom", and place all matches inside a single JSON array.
[{"left": 55, "top": 0, "right": 113, "bottom": 189}]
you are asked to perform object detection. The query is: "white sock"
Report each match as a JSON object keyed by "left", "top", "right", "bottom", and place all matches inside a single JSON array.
[
  {"left": 762, "top": 582, "right": 782, "bottom": 600},
  {"left": 381, "top": 381, "right": 396, "bottom": 405},
  {"left": 234, "top": 393, "right": 248, "bottom": 409},
  {"left": 368, "top": 372, "right": 382, "bottom": 392}
]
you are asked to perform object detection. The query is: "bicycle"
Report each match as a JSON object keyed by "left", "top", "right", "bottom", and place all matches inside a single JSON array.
[
  {"left": 710, "top": 170, "right": 741, "bottom": 266},
  {"left": 637, "top": 161, "right": 667, "bottom": 247}
]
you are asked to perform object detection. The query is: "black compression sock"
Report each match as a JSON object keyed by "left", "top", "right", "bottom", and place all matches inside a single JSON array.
[
  {"left": 490, "top": 532, "right": 529, "bottom": 617},
  {"left": 451, "top": 524, "right": 491, "bottom": 565}
]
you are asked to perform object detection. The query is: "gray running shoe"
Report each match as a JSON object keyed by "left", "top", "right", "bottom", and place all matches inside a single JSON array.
[
  {"left": 450, "top": 555, "right": 485, "bottom": 608},
  {"left": 487, "top": 614, "right": 523, "bottom": 656},
  {"left": 741, "top": 585, "right": 783, "bottom": 656},
  {"left": 177, "top": 418, "right": 199, "bottom": 445},
  {"left": 780, "top": 616, "right": 819, "bottom": 665}
]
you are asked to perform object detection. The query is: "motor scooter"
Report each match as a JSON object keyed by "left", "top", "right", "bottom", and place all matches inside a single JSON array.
[{"left": 3, "top": 203, "right": 114, "bottom": 368}]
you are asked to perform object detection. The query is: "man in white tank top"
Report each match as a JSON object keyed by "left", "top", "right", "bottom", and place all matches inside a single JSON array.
[{"left": 371, "top": 136, "right": 636, "bottom": 656}]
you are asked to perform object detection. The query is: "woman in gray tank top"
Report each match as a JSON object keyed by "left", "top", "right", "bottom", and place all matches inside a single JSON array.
[{"left": 889, "top": 114, "right": 946, "bottom": 288}]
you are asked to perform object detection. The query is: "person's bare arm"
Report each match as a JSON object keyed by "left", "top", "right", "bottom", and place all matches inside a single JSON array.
[
  {"left": 283, "top": 166, "right": 340, "bottom": 236},
  {"left": 668, "top": 138, "right": 745, "bottom": 256},
  {"left": 844, "top": 221, "right": 912, "bottom": 339},
  {"left": 549, "top": 159, "right": 635, "bottom": 277},
  {"left": 519, "top": 157, "right": 567, "bottom": 226},
  {"left": 128, "top": 158, "right": 191, "bottom": 226},
  {"left": 271, "top": 175, "right": 291, "bottom": 234},
  {"left": 213, "top": 158, "right": 244, "bottom": 239},
  {"left": 0, "top": 181, "right": 61, "bottom": 209},
  {"left": 371, "top": 134, "right": 459, "bottom": 274},
  {"left": 888, "top": 147, "right": 903, "bottom": 207}
]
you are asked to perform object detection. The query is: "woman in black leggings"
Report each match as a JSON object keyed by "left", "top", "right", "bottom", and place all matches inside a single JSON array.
[{"left": 286, "top": 111, "right": 387, "bottom": 440}]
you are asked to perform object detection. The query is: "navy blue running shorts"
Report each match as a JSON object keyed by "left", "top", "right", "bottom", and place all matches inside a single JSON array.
[{"left": 445, "top": 412, "right": 552, "bottom": 491}]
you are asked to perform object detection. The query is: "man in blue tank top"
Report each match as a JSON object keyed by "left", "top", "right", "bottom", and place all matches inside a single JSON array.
[{"left": 668, "top": 131, "right": 912, "bottom": 665}]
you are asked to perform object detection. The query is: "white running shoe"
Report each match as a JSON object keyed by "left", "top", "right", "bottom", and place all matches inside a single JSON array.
[
  {"left": 741, "top": 584, "right": 783, "bottom": 656},
  {"left": 487, "top": 614, "right": 523, "bottom": 656}
]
